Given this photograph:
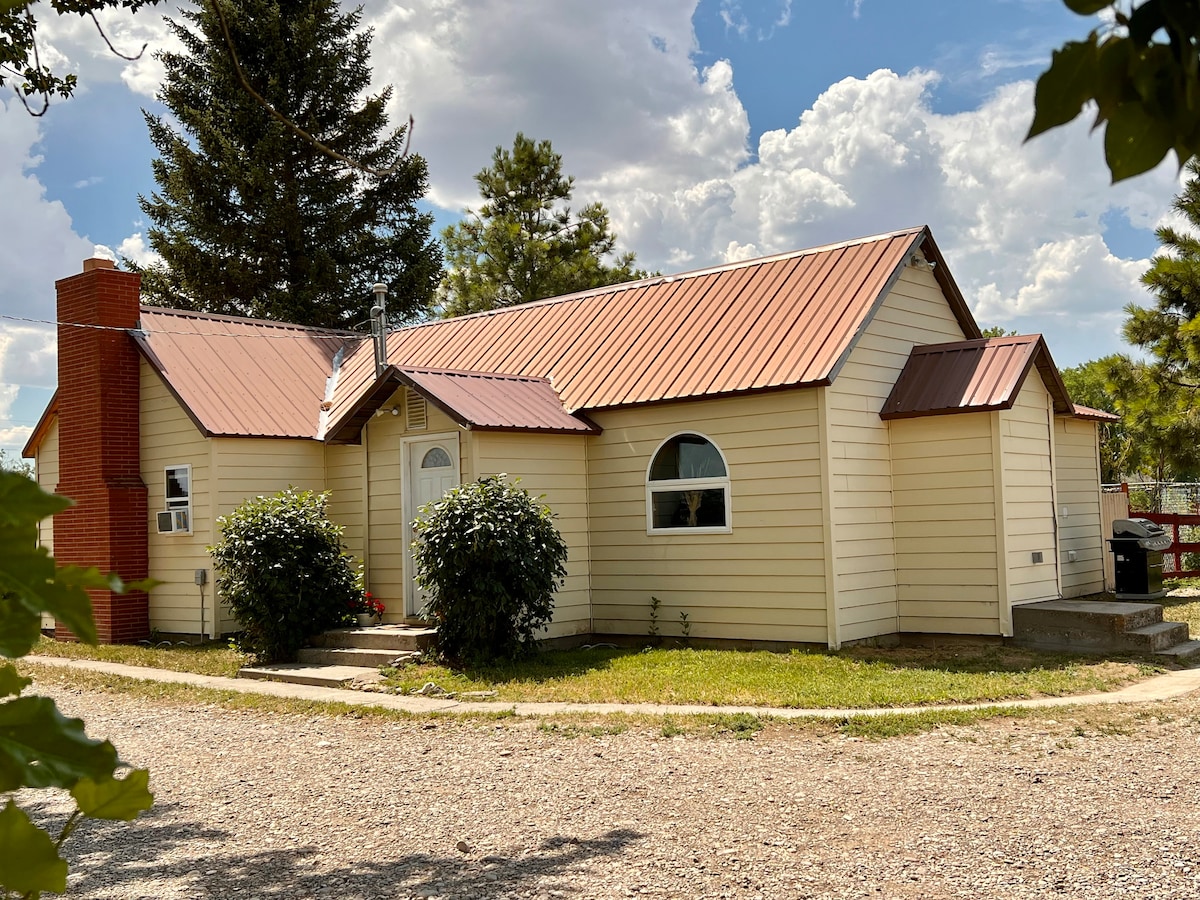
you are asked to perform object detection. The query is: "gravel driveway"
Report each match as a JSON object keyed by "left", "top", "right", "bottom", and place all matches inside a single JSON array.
[{"left": 22, "top": 685, "right": 1200, "bottom": 900}]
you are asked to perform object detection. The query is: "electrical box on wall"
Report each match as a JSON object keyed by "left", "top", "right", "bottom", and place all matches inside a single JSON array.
[
  {"left": 1031, "top": 551, "right": 1044, "bottom": 564},
  {"left": 194, "top": 568, "right": 207, "bottom": 586}
]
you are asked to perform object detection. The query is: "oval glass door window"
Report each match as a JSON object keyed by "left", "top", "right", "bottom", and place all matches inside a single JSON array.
[{"left": 421, "top": 447, "right": 452, "bottom": 468}]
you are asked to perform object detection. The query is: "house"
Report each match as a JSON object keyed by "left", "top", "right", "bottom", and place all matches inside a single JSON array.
[{"left": 24, "top": 226, "right": 1116, "bottom": 648}]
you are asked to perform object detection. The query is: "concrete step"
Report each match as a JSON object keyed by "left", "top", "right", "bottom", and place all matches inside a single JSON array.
[
  {"left": 308, "top": 625, "right": 436, "bottom": 653},
  {"left": 296, "top": 647, "right": 420, "bottom": 668},
  {"left": 1155, "top": 639, "right": 1200, "bottom": 662},
  {"left": 1011, "top": 600, "right": 1166, "bottom": 654},
  {"left": 1121, "top": 621, "right": 1191, "bottom": 652},
  {"left": 239, "top": 663, "right": 382, "bottom": 688}
]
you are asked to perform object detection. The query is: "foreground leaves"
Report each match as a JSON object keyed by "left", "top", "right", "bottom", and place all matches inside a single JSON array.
[
  {"left": 0, "top": 801, "right": 67, "bottom": 895},
  {"left": 0, "top": 471, "right": 153, "bottom": 896},
  {"left": 1029, "top": 1, "right": 1200, "bottom": 182}
]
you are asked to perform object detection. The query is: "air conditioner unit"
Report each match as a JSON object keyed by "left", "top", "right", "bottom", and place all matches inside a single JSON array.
[{"left": 156, "top": 508, "right": 190, "bottom": 534}]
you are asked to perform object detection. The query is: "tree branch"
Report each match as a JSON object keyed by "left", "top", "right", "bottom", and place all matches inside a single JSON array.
[{"left": 205, "top": 0, "right": 411, "bottom": 177}]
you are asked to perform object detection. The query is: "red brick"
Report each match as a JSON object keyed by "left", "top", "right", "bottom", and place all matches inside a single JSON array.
[{"left": 54, "top": 261, "right": 150, "bottom": 644}]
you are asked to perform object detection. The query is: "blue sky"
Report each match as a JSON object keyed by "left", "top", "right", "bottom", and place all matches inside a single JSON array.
[{"left": 0, "top": 0, "right": 1184, "bottom": 457}]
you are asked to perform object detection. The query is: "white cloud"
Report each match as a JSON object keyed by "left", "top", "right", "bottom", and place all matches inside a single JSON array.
[
  {"left": 360, "top": 4, "right": 1173, "bottom": 365},
  {"left": 110, "top": 232, "right": 161, "bottom": 269}
]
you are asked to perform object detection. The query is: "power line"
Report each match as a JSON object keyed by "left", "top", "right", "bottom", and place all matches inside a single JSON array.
[{"left": 0, "top": 312, "right": 377, "bottom": 342}]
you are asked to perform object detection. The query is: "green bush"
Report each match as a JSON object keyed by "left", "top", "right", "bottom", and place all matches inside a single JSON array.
[
  {"left": 210, "top": 488, "right": 358, "bottom": 662},
  {"left": 413, "top": 475, "right": 567, "bottom": 664}
]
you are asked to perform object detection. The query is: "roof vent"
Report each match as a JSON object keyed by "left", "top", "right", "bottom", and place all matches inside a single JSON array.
[{"left": 406, "top": 390, "right": 427, "bottom": 431}]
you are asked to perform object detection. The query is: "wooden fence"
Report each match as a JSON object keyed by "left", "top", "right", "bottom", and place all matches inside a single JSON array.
[
  {"left": 1131, "top": 511, "right": 1200, "bottom": 579},
  {"left": 1100, "top": 490, "right": 1129, "bottom": 592}
]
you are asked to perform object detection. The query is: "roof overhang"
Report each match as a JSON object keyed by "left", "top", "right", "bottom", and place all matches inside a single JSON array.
[
  {"left": 880, "top": 334, "right": 1073, "bottom": 420},
  {"left": 1066, "top": 403, "right": 1120, "bottom": 422},
  {"left": 21, "top": 390, "right": 59, "bottom": 458},
  {"left": 325, "top": 365, "right": 601, "bottom": 444}
]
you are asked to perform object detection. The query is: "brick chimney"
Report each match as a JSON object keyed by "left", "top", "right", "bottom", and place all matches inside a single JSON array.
[{"left": 53, "top": 257, "right": 149, "bottom": 643}]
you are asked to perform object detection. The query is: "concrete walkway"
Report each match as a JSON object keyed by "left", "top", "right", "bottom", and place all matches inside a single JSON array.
[{"left": 23, "top": 655, "right": 1200, "bottom": 719}]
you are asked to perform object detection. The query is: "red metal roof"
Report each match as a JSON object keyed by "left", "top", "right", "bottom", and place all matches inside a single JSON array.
[
  {"left": 325, "top": 226, "right": 976, "bottom": 432},
  {"left": 133, "top": 308, "right": 357, "bottom": 439},
  {"left": 1071, "top": 403, "right": 1120, "bottom": 422},
  {"left": 323, "top": 367, "right": 599, "bottom": 442},
  {"left": 28, "top": 227, "right": 981, "bottom": 447},
  {"left": 880, "top": 335, "right": 1074, "bottom": 420},
  {"left": 397, "top": 367, "right": 599, "bottom": 434}
]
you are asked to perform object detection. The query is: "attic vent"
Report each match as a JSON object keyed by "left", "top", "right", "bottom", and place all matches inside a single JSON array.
[{"left": 405, "top": 390, "right": 427, "bottom": 431}]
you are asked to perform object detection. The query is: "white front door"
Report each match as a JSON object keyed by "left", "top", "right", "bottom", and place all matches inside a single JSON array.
[{"left": 404, "top": 435, "right": 460, "bottom": 617}]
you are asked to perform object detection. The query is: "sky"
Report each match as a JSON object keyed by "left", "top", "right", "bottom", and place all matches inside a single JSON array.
[{"left": 0, "top": 0, "right": 1187, "bottom": 458}]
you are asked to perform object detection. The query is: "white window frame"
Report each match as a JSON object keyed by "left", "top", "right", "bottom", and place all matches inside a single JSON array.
[
  {"left": 162, "top": 464, "right": 192, "bottom": 535},
  {"left": 645, "top": 431, "right": 732, "bottom": 535}
]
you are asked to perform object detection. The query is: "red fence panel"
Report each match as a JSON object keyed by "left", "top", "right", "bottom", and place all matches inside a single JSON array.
[{"left": 1133, "top": 512, "right": 1200, "bottom": 579}]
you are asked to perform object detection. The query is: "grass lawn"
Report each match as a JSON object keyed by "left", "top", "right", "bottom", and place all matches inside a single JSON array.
[
  {"left": 32, "top": 636, "right": 246, "bottom": 678},
  {"left": 30, "top": 636, "right": 1167, "bottom": 710},
  {"left": 377, "top": 644, "right": 1161, "bottom": 709},
  {"left": 1163, "top": 580, "right": 1200, "bottom": 637}
]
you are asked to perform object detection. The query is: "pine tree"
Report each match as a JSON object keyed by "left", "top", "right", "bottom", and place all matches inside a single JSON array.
[
  {"left": 1112, "top": 157, "right": 1200, "bottom": 485},
  {"left": 135, "top": 0, "right": 442, "bottom": 328},
  {"left": 439, "top": 133, "right": 648, "bottom": 316}
]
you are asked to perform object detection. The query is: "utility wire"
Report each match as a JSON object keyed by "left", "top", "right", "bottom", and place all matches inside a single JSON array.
[{"left": 0, "top": 312, "right": 394, "bottom": 341}]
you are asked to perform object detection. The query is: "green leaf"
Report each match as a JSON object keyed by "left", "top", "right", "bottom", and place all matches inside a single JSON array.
[
  {"left": 0, "top": 590, "right": 44, "bottom": 659},
  {"left": 1105, "top": 101, "right": 1175, "bottom": 181},
  {"left": 0, "top": 542, "right": 98, "bottom": 645},
  {"left": 72, "top": 769, "right": 153, "bottom": 820},
  {"left": 1064, "top": 0, "right": 1113, "bottom": 12},
  {"left": 1028, "top": 37, "right": 1099, "bottom": 138},
  {"left": 0, "top": 695, "right": 120, "bottom": 791},
  {"left": 0, "top": 663, "right": 31, "bottom": 699},
  {"left": 0, "top": 470, "right": 71, "bottom": 530},
  {"left": 0, "top": 799, "right": 68, "bottom": 895}
]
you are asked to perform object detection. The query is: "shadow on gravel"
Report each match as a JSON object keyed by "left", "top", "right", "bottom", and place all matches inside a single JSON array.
[{"left": 52, "top": 800, "right": 644, "bottom": 899}]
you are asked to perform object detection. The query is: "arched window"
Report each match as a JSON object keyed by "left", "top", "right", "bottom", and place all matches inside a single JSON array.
[
  {"left": 646, "top": 432, "right": 731, "bottom": 533},
  {"left": 421, "top": 447, "right": 452, "bottom": 469}
]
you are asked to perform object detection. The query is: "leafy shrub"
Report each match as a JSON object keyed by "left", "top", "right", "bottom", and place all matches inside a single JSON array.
[
  {"left": 210, "top": 488, "right": 358, "bottom": 662},
  {"left": 413, "top": 475, "right": 567, "bottom": 664}
]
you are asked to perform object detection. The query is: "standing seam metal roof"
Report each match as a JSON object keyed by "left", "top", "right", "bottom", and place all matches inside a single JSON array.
[
  {"left": 324, "top": 227, "right": 968, "bottom": 433},
  {"left": 880, "top": 335, "right": 1074, "bottom": 420},
  {"left": 133, "top": 307, "right": 359, "bottom": 439}
]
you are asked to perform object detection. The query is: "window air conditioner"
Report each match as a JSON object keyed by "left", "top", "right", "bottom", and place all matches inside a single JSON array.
[{"left": 156, "top": 509, "right": 190, "bottom": 534}]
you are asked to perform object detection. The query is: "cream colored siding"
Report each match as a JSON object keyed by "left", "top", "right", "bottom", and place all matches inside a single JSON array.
[
  {"left": 35, "top": 418, "right": 59, "bottom": 552},
  {"left": 208, "top": 437, "right": 325, "bottom": 632},
  {"left": 363, "top": 390, "right": 464, "bottom": 622},
  {"left": 890, "top": 414, "right": 1002, "bottom": 634},
  {"left": 324, "top": 442, "right": 367, "bottom": 562},
  {"left": 827, "top": 264, "right": 968, "bottom": 641},
  {"left": 1055, "top": 416, "right": 1105, "bottom": 597},
  {"left": 1000, "top": 376, "right": 1059, "bottom": 605},
  {"left": 586, "top": 391, "right": 826, "bottom": 644},
  {"left": 473, "top": 432, "right": 591, "bottom": 638},
  {"left": 141, "top": 361, "right": 216, "bottom": 636}
]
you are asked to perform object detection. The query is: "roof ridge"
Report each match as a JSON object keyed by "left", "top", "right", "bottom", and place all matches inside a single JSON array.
[
  {"left": 402, "top": 226, "right": 928, "bottom": 333},
  {"left": 397, "top": 365, "right": 551, "bottom": 383},
  {"left": 140, "top": 305, "right": 364, "bottom": 337}
]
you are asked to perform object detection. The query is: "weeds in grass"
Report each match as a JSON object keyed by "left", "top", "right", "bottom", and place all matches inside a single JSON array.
[
  {"left": 660, "top": 716, "right": 685, "bottom": 738},
  {"left": 709, "top": 712, "right": 763, "bottom": 739},
  {"left": 538, "top": 721, "right": 627, "bottom": 738}
]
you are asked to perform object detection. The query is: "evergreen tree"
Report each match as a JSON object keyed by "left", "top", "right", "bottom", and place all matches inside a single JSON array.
[
  {"left": 439, "top": 133, "right": 648, "bottom": 317},
  {"left": 1108, "top": 158, "right": 1200, "bottom": 486},
  {"left": 135, "top": 0, "right": 442, "bottom": 328},
  {"left": 1061, "top": 356, "right": 1135, "bottom": 483}
]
